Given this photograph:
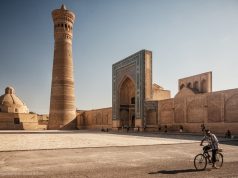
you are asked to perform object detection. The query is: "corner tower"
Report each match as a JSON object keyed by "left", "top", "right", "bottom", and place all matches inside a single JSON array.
[{"left": 48, "top": 5, "right": 76, "bottom": 129}]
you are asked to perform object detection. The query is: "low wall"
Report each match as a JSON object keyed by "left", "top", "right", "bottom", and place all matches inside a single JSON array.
[
  {"left": 158, "top": 88, "right": 238, "bottom": 134},
  {"left": 0, "top": 112, "right": 47, "bottom": 130},
  {"left": 77, "top": 108, "right": 112, "bottom": 130}
]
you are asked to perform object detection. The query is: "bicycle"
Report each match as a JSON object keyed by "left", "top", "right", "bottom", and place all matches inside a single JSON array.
[{"left": 194, "top": 145, "right": 223, "bottom": 170}]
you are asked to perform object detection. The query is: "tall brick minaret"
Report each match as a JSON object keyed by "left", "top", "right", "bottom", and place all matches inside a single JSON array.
[{"left": 48, "top": 5, "right": 76, "bottom": 129}]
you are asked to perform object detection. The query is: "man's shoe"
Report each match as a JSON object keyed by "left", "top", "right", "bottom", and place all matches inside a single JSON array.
[{"left": 212, "top": 164, "right": 218, "bottom": 169}]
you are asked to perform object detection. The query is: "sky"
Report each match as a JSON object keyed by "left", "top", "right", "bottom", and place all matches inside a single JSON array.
[{"left": 0, "top": 0, "right": 238, "bottom": 114}]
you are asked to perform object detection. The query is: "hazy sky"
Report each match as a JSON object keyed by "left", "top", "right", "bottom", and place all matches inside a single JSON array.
[{"left": 0, "top": 0, "right": 238, "bottom": 114}]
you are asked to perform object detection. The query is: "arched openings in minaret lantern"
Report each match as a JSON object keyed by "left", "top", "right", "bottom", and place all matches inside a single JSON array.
[{"left": 54, "top": 23, "right": 72, "bottom": 31}]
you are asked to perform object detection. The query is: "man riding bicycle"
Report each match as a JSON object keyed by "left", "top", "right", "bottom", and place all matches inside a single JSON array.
[{"left": 200, "top": 129, "right": 219, "bottom": 168}]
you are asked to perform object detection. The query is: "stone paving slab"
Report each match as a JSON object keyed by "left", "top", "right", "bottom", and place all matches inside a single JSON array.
[{"left": 0, "top": 130, "right": 201, "bottom": 152}]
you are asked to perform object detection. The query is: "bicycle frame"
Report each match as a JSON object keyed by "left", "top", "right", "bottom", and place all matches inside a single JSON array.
[{"left": 203, "top": 150, "right": 212, "bottom": 162}]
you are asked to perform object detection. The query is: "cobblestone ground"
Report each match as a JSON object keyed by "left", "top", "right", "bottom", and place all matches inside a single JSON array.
[{"left": 0, "top": 131, "right": 237, "bottom": 178}]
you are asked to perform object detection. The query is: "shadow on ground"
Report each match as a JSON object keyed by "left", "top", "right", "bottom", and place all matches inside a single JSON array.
[{"left": 148, "top": 168, "right": 210, "bottom": 175}]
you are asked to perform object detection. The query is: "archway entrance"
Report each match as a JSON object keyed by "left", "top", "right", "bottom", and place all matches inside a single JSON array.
[{"left": 119, "top": 77, "right": 135, "bottom": 128}]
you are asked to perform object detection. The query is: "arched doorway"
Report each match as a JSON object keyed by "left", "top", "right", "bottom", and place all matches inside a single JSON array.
[{"left": 119, "top": 77, "right": 135, "bottom": 128}]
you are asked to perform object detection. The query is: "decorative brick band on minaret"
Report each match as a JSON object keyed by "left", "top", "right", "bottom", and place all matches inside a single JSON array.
[{"left": 48, "top": 5, "right": 76, "bottom": 129}]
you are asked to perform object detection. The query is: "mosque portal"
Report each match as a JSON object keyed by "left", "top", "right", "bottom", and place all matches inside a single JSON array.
[{"left": 112, "top": 50, "right": 154, "bottom": 131}]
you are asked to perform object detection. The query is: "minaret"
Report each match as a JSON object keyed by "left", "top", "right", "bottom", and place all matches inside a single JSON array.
[{"left": 48, "top": 5, "right": 76, "bottom": 129}]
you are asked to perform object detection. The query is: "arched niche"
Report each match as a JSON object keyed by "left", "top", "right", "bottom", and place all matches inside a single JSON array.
[
  {"left": 201, "top": 79, "right": 206, "bottom": 93},
  {"left": 119, "top": 77, "right": 135, "bottom": 105},
  {"left": 193, "top": 81, "right": 199, "bottom": 92},
  {"left": 119, "top": 76, "right": 136, "bottom": 127},
  {"left": 180, "top": 84, "right": 185, "bottom": 90}
]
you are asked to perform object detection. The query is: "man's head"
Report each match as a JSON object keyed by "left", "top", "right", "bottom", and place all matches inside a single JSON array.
[{"left": 205, "top": 129, "right": 211, "bottom": 136}]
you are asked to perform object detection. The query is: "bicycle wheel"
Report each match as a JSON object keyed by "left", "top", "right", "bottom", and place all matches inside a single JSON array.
[
  {"left": 215, "top": 153, "right": 223, "bottom": 168},
  {"left": 194, "top": 154, "right": 207, "bottom": 170}
]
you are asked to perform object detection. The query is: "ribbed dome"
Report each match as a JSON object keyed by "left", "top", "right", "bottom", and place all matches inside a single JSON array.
[{"left": 0, "top": 86, "right": 29, "bottom": 113}]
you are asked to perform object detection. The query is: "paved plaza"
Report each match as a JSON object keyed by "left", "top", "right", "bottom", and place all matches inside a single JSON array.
[
  {"left": 0, "top": 131, "right": 237, "bottom": 178},
  {"left": 0, "top": 130, "right": 202, "bottom": 152}
]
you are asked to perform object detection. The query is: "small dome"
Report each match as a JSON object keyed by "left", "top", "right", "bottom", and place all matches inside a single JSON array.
[
  {"left": 5, "top": 86, "right": 15, "bottom": 94},
  {"left": 0, "top": 86, "right": 29, "bottom": 113}
]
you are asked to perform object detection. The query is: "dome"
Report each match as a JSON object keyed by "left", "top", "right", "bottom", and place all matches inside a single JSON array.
[{"left": 0, "top": 86, "right": 29, "bottom": 113}]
